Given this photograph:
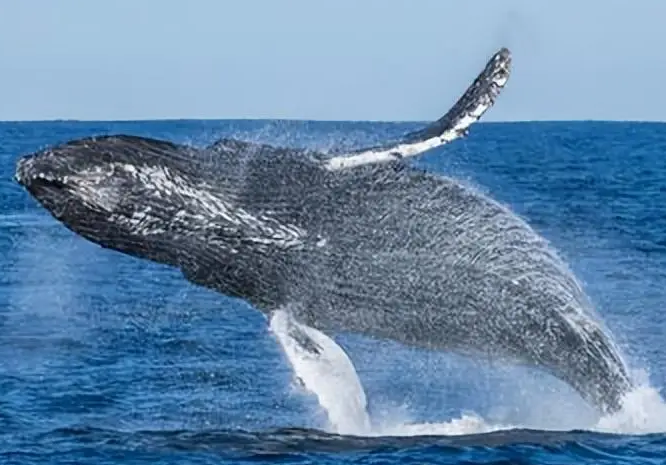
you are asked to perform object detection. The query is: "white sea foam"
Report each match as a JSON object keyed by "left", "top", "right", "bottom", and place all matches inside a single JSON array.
[
  {"left": 594, "top": 370, "right": 666, "bottom": 435},
  {"left": 372, "top": 412, "right": 513, "bottom": 437}
]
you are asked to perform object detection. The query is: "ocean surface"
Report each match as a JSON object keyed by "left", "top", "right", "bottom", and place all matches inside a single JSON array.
[{"left": 2, "top": 119, "right": 666, "bottom": 464}]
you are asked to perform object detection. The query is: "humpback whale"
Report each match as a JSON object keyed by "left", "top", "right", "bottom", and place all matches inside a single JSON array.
[{"left": 15, "top": 48, "right": 634, "bottom": 414}]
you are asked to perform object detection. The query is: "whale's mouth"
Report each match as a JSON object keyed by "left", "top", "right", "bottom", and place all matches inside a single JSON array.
[
  {"left": 26, "top": 173, "right": 69, "bottom": 190},
  {"left": 14, "top": 157, "right": 81, "bottom": 216},
  {"left": 16, "top": 169, "right": 73, "bottom": 198},
  {"left": 15, "top": 155, "right": 73, "bottom": 191}
]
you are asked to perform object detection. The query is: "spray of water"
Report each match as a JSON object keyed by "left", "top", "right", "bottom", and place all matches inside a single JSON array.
[
  {"left": 269, "top": 309, "right": 512, "bottom": 436},
  {"left": 269, "top": 309, "right": 666, "bottom": 437},
  {"left": 595, "top": 369, "right": 666, "bottom": 435}
]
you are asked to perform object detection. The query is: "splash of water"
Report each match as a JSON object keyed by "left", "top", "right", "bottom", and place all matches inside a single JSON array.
[
  {"left": 269, "top": 310, "right": 511, "bottom": 436},
  {"left": 594, "top": 369, "right": 666, "bottom": 435},
  {"left": 270, "top": 310, "right": 666, "bottom": 438}
]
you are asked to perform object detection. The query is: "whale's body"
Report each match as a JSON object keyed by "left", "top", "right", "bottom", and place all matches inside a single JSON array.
[{"left": 14, "top": 48, "right": 634, "bottom": 414}]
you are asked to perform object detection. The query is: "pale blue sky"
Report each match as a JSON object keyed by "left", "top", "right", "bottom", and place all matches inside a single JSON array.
[{"left": 1, "top": 0, "right": 663, "bottom": 122}]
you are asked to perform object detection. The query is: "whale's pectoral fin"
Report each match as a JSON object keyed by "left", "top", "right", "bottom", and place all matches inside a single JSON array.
[
  {"left": 399, "top": 47, "right": 511, "bottom": 147},
  {"left": 324, "top": 47, "right": 511, "bottom": 171},
  {"left": 269, "top": 309, "right": 372, "bottom": 434}
]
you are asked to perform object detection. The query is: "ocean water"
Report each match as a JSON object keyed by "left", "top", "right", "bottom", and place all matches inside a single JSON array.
[{"left": 1, "top": 119, "right": 666, "bottom": 464}]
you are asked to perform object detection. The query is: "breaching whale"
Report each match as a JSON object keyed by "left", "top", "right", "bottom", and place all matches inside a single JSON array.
[{"left": 15, "top": 48, "right": 634, "bottom": 414}]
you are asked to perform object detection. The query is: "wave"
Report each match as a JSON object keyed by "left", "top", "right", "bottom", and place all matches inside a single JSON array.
[{"left": 6, "top": 424, "right": 665, "bottom": 463}]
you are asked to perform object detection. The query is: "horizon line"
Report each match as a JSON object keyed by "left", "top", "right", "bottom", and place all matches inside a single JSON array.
[{"left": 1, "top": 117, "right": 665, "bottom": 125}]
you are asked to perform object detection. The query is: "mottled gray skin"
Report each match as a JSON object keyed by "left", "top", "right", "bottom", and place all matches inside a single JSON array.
[{"left": 15, "top": 134, "right": 633, "bottom": 415}]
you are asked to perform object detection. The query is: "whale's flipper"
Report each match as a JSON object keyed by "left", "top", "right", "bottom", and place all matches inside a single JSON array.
[
  {"left": 269, "top": 309, "right": 371, "bottom": 435},
  {"left": 324, "top": 47, "right": 511, "bottom": 171}
]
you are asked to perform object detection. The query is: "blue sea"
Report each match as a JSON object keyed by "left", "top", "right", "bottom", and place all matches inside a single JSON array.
[{"left": 2, "top": 119, "right": 666, "bottom": 464}]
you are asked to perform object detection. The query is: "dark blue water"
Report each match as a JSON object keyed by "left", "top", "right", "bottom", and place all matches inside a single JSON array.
[{"left": 2, "top": 120, "right": 666, "bottom": 464}]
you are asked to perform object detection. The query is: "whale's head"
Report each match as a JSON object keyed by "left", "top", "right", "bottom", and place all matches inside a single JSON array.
[
  {"left": 15, "top": 134, "right": 308, "bottom": 304},
  {"left": 14, "top": 135, "right": 220, "bottom": 264}
]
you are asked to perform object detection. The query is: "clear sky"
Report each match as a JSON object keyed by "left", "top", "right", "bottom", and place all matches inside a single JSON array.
[{"left": 1, "top": 0, "right": 663, "bottom": 122}]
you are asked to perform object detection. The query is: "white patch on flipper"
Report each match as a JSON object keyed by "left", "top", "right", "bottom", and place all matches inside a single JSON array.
[
  {"left": 269, "top": 310, "right": 372, "bottom": 436},
  {"left": 325, "top": 133, "right": 456, "bottom": 171},
  {"left": 324, "top": 48, "right": 511, "bottom": 171}
]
